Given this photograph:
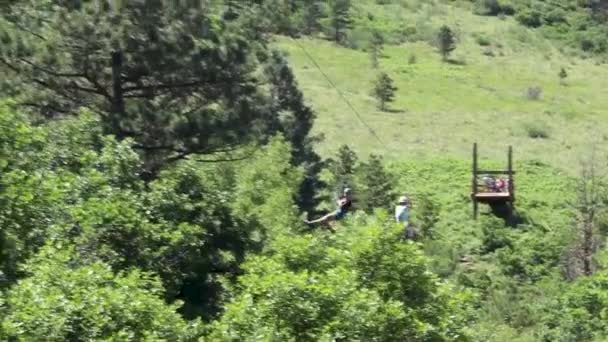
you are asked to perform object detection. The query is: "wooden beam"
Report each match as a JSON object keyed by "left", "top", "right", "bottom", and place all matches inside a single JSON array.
[
  {"left": 476, "top": 170, "right": 516, "bottom": 175},
  {"left": 508, "top": 145, "right": 514, "bottom": 201},
  {"left": 472, "top": 142, "right": 478, "bottom": 219}
]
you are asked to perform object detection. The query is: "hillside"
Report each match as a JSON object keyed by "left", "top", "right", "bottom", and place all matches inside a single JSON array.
[
  {"left": 273, "top": 1, "right": 608, "bottom": 171},
  {"left": 3, "top": 1, "right": 608, "bottom": 341}
]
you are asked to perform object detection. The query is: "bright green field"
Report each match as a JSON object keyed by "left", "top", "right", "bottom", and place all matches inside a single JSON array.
[{"left": 272, "top": 1, "right": 608, "bottom": 173}]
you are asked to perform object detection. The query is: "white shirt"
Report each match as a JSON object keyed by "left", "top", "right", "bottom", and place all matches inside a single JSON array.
[{"left": 395, "top": 205, "right": 410, "bottom": 223}]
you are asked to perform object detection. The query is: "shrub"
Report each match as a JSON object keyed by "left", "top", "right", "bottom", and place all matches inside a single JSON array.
[
  {"left": 475, "top": 0, "right": 516, "bottom": 16},
  {"left": 516, "top": 8, "right": 542, "bottom": 28},
  {"left": 408, "top": 53, "right": 417, "bottom": 64},
  {"left": 475, "top": 34, "right": 492, "bottom": 46},
  {"left": 475, "top": 0, "right": 502, "bottom": 16},
  {"left": 526, "top": 86, "right": 542, "bottom": 100},
  {"left": 500, "top": 2, "right": 516, "bottom": 15},
  {"left": 483, "top": 49, "right": 495, "bottom": 57},
  {"left": 524, "top": 122, "right": 550, "bottom": 139},
  {"left": 543, "top": 8, "right": 567, "bottom": 25}
]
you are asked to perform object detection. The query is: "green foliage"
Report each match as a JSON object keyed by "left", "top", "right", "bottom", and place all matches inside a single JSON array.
[
  {"left": 209, "top": 216, "right": 471, "bottom": 341},
  {"left": 516, "top": 7, "right": 542, "bottom": 28},
  {"left": 481, "top": 217, "right": 513, "bottom": 253},
  {"left": 559, "top": 67, "right": 568, "bottom": 83},
  {"left": 474, "top": 0, "right": 501, "bottom": 16},
  {"left": 330, "top": 0, "right": 352, "bottom": 44},
  {"left": 231, "top": 135, "right": 304, "bottom": 235},
  {"left": 0, "top": 0, "right": 312, "bottom": 174},
  {"left": 263, "top": 50, "right": 323, "bottom": 213},
  {"left": 372, "top": 72, "right": 397, "bottom": 111},
  {"left": 326, "top": 144, "right": 359, "bottom": 197},
  {"left": 302, "top": 1, "right": 325, "bottom": 35},
  {"left": 1, "top": 247, "right": 200, "bottom": 341},
  {"left": 415, "top": 196, "right": 440, "bottom": 239},
  {"left": 539, "top": 270, "right": 608, "bottom": 341},
  {"left": 524, "top": 121, "right": 550, "bottom": 139},
  {"left": 437, "top": 25, "right": 457, "bottom": 61},
  {"left": 474, "top": 0, "right": 516, "bottom": 16},
  {"left": 356, "top": 154, "right": 395, "bottom": 212},
  {"left": 369, "top": 29, "right": 384, "bottom": 68},
  {"left": 474, "top": 34, "right": 492, "bottom": 47}
]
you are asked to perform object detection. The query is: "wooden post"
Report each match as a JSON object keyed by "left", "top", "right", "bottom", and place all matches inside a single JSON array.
[
  {"left": 111, "top": 50, "right": 124, "bottom": 138},
  {"left": 508, "top": 145, "right": 514, "bottom": 202},
  {"left": 472, "top": 142, "right": 478, "bottom": 219}
]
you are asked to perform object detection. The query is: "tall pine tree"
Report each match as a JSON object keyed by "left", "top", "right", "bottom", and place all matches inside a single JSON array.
[
  {"left": 357, "top": 154, "right": 395, "bottom": 213},
  {"left": 330, "top": 0, "right": 352, "bottom": 44},
  {"left": 0, "top": 1, "right": 287, "bottom": 176},
  {"left": 373, "top": 72, "right": 397, "bottom": 111},
  {"left": 327, "top": 145, "right": 358, "bottom": 199},
  {"left": 437, "top": 25, "right": 457, "bottom": 61},
  {"left": 370, "top": 30, "right": 384, "bottom": 68},
  {"left": 303, "top": 1, "right": 324, "bottom": 35},
  {"left": 263, "top": 50, "right": 323, "bottom": 212}
]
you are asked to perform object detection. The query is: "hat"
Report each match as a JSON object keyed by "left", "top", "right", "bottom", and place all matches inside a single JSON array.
[
  {"left": 398, "top": 195, "right": 409, "bottom": 204},
  {"left": 343, "top": 187, "right": 352, "bottom": 194}
]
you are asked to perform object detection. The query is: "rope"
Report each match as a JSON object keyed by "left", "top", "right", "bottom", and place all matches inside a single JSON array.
[{"left": 291, "top": 38, "right": 387, "bottom": 148}]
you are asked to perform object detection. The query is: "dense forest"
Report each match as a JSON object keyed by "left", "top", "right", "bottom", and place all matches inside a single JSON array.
[{"left": 2, "top": 0, "right": 608, "bottom": 341}]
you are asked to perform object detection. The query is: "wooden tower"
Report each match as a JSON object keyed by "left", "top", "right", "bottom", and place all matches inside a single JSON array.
[{"left": 471, "top": 142, "right": 515, "bottom": 219}]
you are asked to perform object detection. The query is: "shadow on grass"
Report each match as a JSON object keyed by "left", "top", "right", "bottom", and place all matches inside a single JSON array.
[
  {"left": 444, "top": 58, "right": 467, "bottom": 66},
  {"left": 489, "top": 202, "right": 525, "bottom": 227},
  {"left": 382, "top": 108, "right": 407, "bottom": 114}
]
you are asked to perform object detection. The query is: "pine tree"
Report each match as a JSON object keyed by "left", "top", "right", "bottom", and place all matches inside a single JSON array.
[
  {"left": 264, "top": 50, "right": 323, "bottom": 212},
  {"left": 330, "top": 0, "right": 352, "bottom": 44},
  {"left": 0, "top": 1, "right": 291, "bottom": 176},
  {"left": 373, "top": 72, "right": 397, "bottom": 111},
  {"left": 437, "top": 25, "right": 457, "bottom": 61},
  {"left": 559, "top": 67, "right": 568, "bottom": 85},
  {"left": 416, "top": 196, "right": 440, "bottom": 239},
  {"left": 357, "top": 154, "right": 395, "bottom": 212},
  {"left": 370, "top": 30, "right": 384, "bottom": 68},
  {"left": 329, "top": 145, "right": 358, "bottom": 195},
  {"left": 223, "top": 0, "right": 243, "bottom": 20},
  {"left": 303, "top": 1, "right": 324, "bottom": 35}
]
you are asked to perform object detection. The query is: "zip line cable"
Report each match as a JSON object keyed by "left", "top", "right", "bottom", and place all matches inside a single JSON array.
[{"left": 291, "top": 38, "right": 387, "bottom": 148}]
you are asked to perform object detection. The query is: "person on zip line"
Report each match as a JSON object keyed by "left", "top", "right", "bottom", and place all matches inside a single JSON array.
[{"left": 304, "top": 187, "right": 353, "bottom": 230}]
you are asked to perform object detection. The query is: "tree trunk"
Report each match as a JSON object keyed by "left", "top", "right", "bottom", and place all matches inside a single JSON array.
[
  {"left": 583, "top": 215, "right": 594, "bottom": 276},
  {"left": 111, "top": 50, "right": 125, "bottom": 138},
  {"left": 335, "top": 23, "right": 340, "bottom": 43}
]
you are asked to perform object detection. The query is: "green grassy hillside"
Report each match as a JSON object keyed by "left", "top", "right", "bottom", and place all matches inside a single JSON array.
[{"left": 273, "top": 1, "right": 608, "bottom": 171}]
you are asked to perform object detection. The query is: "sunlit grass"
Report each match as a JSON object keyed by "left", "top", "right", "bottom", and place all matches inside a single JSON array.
[{"left": 272, "top": 0, "right": 608, "bottom": 173}]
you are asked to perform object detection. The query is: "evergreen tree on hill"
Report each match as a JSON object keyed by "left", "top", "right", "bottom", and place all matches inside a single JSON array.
[
  {"left": 303, "top": 1, "right": 324, "bottom": 35},
  {"left": 0, "top": 1, "right": 309, "bottom": 177},
  {"left": 373, "top": 72, "right": 397, "bottom": 111},
  {"left": 356, "top": 154, "right": 395, "bottom": 213},
  {"left": 437, "top": 25, "right": 457, "bottom": 61},
  {"left": 330, "top": 0, "right": 352, "bottom": 44},
  {"left": 264, "top": 50, "right": 323, "bottom": 212}
]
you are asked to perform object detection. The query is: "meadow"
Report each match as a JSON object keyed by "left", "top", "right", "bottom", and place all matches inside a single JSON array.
[{"left": 273, "top": 0, "right": 608, "bottom": 172}]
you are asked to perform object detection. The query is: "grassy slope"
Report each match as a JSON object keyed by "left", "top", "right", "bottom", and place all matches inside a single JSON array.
[
  {"left": 273, "top": 0, "right": 608, "bottom": 172},
  {"left": 274, "top": 3, "right": 598, "bottom": 339}
]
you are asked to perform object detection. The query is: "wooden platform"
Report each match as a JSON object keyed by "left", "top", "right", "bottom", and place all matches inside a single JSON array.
[{"left": 473, "top": 192, "right": 511, "bottom": 203}]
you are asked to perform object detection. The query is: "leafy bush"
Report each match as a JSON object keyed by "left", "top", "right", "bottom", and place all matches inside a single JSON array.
[
  {"left": 526, "top": 86, "right": 543, "bottom": 100},
  {"left": 475, "top": 0, "right": 502, "bottom": 16},
  {"left": 475, "top": 0, "right": 516, "bottom": 16},
  {"left": 1, "top": 248, "right": 200, "bottom": 341},
  {"left": 475, "top": 34, "right": 492, "bottom": 46},
  {"left": 408, "top": 53, "right": 417, "bottom": 64},
  {"left": 208, "top": 218, "right": 471, "bottom": 340},
  {"left": 543, "top": 8, "right": 568, "bottom": 25},
  {"left": 516, "top": 8, "right": 542, "bottom": 28},
  {"left": 481, "top": 219, "right": 513, "bottom": 253},
  {"left": 524, "top": 122, "right": 550, "bottom": 139}
]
